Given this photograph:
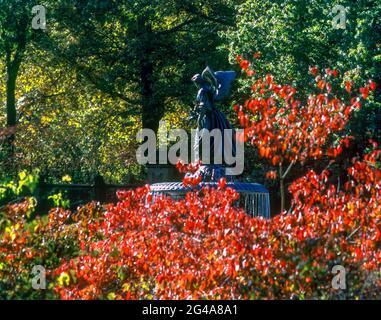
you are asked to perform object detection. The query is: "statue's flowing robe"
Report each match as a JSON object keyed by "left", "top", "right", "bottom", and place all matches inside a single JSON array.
[{"left": 194, "top": 87, "right": 236, "bottom": 165}]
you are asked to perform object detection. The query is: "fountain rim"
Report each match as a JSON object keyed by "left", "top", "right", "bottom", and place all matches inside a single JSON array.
[{"left": 149, "top": 181, "right": 269, "bottom": 194}]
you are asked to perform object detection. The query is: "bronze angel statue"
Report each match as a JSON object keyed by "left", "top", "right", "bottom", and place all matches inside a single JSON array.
[{"left": 189, "top": 66, "right": 237, "bottom": 179}]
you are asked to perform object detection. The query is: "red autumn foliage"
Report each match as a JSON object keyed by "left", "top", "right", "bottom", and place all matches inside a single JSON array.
[
  {"left": 49, "top": 61, "right": 381, "bottom": 300},
  {"left": 266, "top": 170, "right": 277, "bottom": 180},
  {"left": 235, "top": 60, "right": 374, "bottom": 166},
  {"left": 52, "top": 146, "right": 381, "bottom": 299},
  {"left": 176, "top": 161, "right": 203, "bottom": 187},
  {"left": 233, "top": 56, "right": 376, "bottom": 212},
  {"left": 1, "top": 59, "right": 379, "bottom": 300}
]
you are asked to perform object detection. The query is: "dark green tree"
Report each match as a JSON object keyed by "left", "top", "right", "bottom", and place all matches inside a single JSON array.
[
  {"left": 0, "top": 0, "right": 47, "bottom": 172},
  {"left": 47, "top": 0, "right": 237, "bottom": 133}
]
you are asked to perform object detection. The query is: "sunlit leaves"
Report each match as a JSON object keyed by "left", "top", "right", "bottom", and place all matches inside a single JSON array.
[
  {"left": 46, "top": 146, "right": 381, "bottom": 299},
  {"left": 233, "top": 58, "right": 374, "bottom": 205}
]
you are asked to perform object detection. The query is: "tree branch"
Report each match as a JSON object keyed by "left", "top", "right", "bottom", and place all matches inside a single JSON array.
[
  {"left": 156, "top": 18, "right": 198, "bottom": 35},
  {"left": 281, "top": 160, "right": 295, "bottom": 180},
  {"left": 183, "top": 4, "right": 235, "bottom": 27},
  {"left": 73, "top": 63, "right": 139, "bottom": 105}
]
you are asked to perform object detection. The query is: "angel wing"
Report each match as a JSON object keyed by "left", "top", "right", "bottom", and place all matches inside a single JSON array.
[
  {"left": 214, "top": 71, "right": 236, "bottom": 101},
  {"left": 201, "top": 66, "right": 236, "bottom": 102}
]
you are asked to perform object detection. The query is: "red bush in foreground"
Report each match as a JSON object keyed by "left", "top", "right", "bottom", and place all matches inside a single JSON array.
[{"left": 53, "top": 148, "right": 381, "bottom": 299}]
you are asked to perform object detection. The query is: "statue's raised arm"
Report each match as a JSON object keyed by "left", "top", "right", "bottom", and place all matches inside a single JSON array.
[{"left": 200, "top": 66, "right": 236, "bottom": 102}]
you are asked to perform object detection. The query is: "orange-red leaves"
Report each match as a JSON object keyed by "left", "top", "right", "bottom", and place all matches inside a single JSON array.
[
  {"left": 345, "top": 81, "right": 351, "bottom": 94},
  {"left": 240, "top": 60, "right": 250, "bottom": 70},
  {"left": 360, "top": 86, "right": 369, "bottom": 100},
  {"left": 369, "top": 80, "right": 377, "bottom": 91}
]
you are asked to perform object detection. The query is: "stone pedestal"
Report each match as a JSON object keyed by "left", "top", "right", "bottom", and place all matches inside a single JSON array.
[{"left": 147, "top": 164, "right": 183, "bottom": 184}]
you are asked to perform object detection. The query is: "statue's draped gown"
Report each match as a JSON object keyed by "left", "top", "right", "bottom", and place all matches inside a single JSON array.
[{"left": 194, "top": 85, "right": 236, "bottom": 165}]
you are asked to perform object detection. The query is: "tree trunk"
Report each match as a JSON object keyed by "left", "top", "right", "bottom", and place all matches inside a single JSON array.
[
  {"left": 279, "top": 163, "right": 285, "bottom": 213},
  {"left": 138, "top": 17, "right": 164, "bottom": 133},
  {"left": 2, "top": 10, "right": 27, "bottom": 175},
  {"left": 6, "top": 67, "right": 17, "bottom": 128},
  {"left": 279, "top": 161, "right": 295, "bottom": 213},
  {"left": 4, "top": 54, "right": 22, "bottom": 172},
  {"left": 140, "top": 54, "right": 163, "bottom": 133}
]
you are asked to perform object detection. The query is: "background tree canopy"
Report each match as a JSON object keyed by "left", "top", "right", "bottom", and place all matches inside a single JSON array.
[
  {"left": 225, "top": 0, "right": 380, "bottom": 147},
  {"left": 0, "top": 0, "right": 379, "bottom": 184}
]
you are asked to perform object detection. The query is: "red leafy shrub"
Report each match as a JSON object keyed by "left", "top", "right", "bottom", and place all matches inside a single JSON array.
[
  {"left": 176, "top": 161, "right": 203, "bottom": 187},
  {"left": 54, "top": 185, "right": 258, "bottom": 299},
  {"left": 0, "top": 200, "right": 104, "bottom": 299},
  {"left": 233, "top": 56, "right": 376, "bottom": 212},
  {"left": 269, "top": 147, "right": 381, "bottom": 299},
  {"left": 53, "top": 148, "right": 381, "bottom": 299}
]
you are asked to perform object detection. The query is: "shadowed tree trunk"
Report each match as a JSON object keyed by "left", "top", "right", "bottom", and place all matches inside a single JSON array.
[
  {"left": 2, "top": 9, "right": 28, "bottom": 174},
  {"left": 138, "top": 17, "right": 165, "bottom": 133},
  {"left": 6, "top": 62, "right": 18, "bottom": 129},
  {"left": 279, "top": 161, "right": 295, "bottom": 213},
  {"left": 4, "top": 35, "right": 25, "bottom": 173},
  {"left": 4, "top": 51, "right": 22, "bottom": 170}
]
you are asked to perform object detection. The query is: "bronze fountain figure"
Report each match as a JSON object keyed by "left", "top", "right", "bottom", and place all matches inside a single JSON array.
[{"left": 150, "top": 66, "right": 271, "bottom": 218}]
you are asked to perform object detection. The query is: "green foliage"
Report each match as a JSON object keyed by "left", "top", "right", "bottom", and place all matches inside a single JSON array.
[
  {"left": 48, "top": 192, "right": 70, "bottom": 209},
  {"left": 1, "top": 0, "right": 238, "bottom": 183},
  {"left": 0, "top": 171, "right": 39, "bottom": 207},
  {"left": 225, "top": 0, "right": 380, "bottom": 144}
]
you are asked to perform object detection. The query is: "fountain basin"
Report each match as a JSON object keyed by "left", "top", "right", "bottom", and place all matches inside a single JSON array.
[{"left": 150, "top": 182, "right": 271, "bottom": 219}]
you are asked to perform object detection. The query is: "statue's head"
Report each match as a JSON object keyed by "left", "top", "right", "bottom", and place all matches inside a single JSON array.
[{"left": 191, "top": 74, "right": 206, "bottom": 88}]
